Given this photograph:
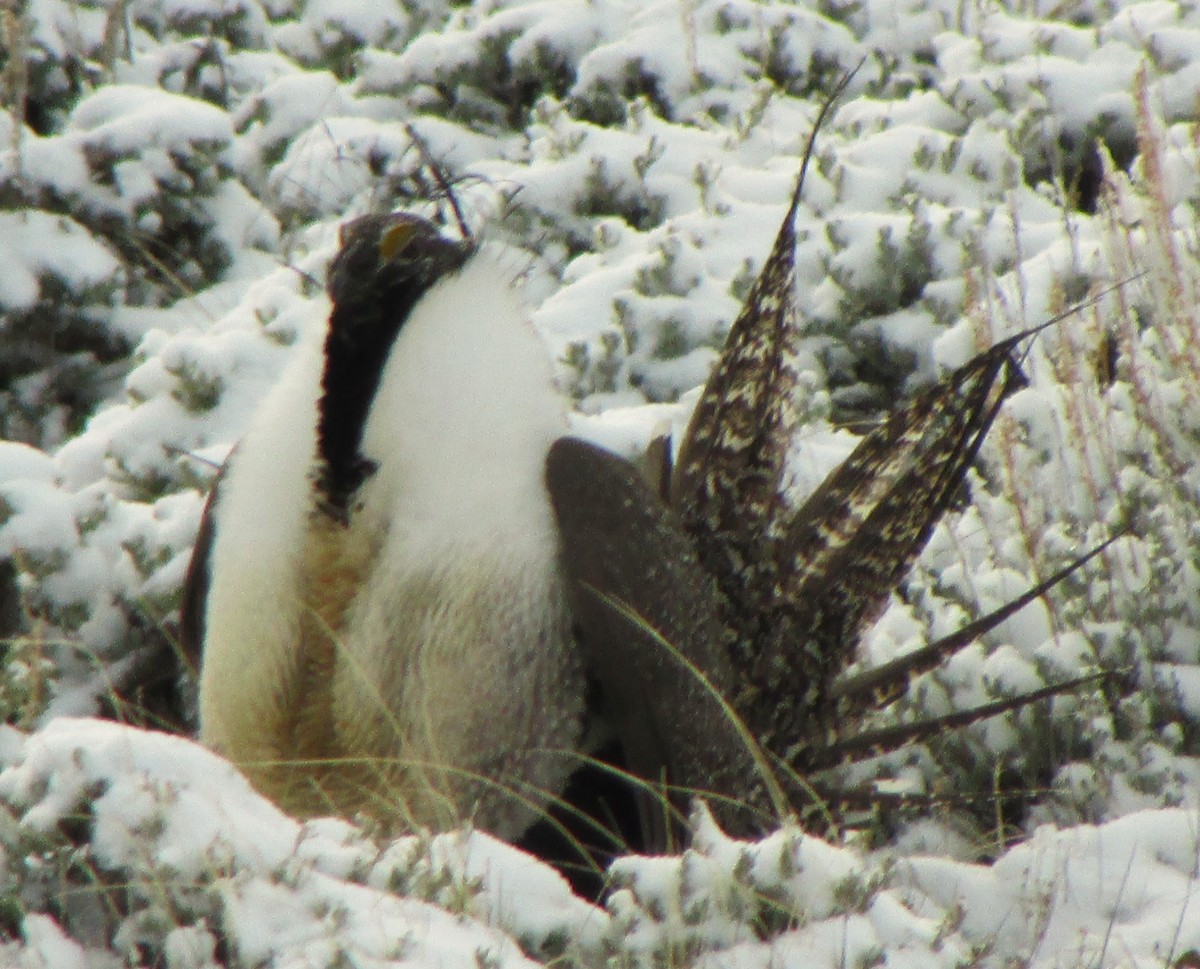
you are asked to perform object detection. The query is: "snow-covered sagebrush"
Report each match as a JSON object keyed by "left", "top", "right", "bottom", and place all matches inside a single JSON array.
[{"left": 2, "top": 0, "right": 1200, "bottom": 965}]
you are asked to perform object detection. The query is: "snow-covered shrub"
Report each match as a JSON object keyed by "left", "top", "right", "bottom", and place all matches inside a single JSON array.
[{"left": 2, "top": 0, "right": 1200, "bottom": 964}]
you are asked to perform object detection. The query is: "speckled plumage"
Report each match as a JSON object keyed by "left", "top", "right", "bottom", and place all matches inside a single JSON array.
[
  {"left": 547, "top": 90, "right": 1107, "bottom": 839},
  {"left": 669, "top": 166, "right": 807, "bottom": 670},
  {"left": 656, "top": 126, "right": 1026, "bottom": 770}
]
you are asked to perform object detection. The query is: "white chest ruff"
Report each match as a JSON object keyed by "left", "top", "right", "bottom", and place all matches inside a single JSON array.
[
  {"left": 331, "top": 522, "right": 582, "bottom": 836},
  {"left": 197, "top": 246, "right": 584, "bottom": 838}
]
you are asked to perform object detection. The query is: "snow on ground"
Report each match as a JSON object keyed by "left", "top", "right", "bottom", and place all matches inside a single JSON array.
[
  {"left": 1, "top": 719, "right": 1198, "bottom": 967},
  {"left": 3, "top": 0, "right": 1200, "bottom": 965}
]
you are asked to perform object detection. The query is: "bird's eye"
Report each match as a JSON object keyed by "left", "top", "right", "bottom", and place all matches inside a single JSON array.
[{"left": 379, "top": 221, "right": 419, "bottom": 262}]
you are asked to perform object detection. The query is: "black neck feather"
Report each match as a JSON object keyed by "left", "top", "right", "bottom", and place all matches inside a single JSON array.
[{"left": 316, "top": 215, "right": 473, "bottom": 516}]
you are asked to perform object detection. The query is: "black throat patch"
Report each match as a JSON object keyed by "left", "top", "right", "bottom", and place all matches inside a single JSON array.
[{"left": 316, "top": 213, "right": 474, "bottom": 517}]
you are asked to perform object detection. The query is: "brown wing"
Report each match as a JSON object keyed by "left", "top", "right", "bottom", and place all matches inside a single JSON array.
[{"left": 545, "top": 436, "right": 779, "bottom": 845}]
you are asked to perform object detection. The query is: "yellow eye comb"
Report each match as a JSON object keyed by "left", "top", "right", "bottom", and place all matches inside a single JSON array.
[{"left": 379, "top": 221, "right": 419, "bottom": 261}]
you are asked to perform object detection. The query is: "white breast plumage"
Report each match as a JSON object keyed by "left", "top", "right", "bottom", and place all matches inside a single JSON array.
[{"left": 194, "top": 217, "right": 583, "bottom": 839}]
